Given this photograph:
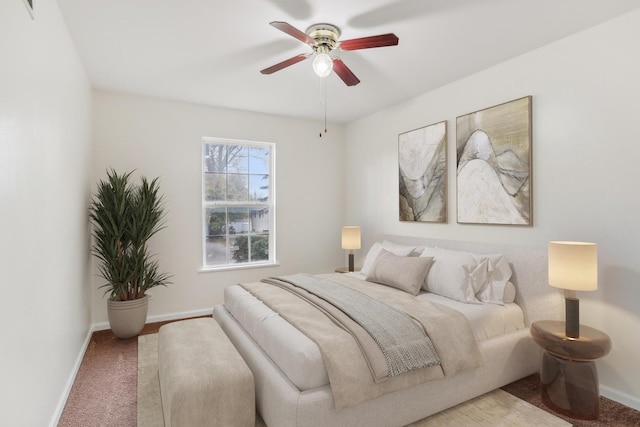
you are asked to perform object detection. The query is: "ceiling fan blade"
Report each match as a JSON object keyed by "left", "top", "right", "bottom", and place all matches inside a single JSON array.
[
  {"left": 260, "top": 53, "right": 311, "bottom": 75},
  {"left": 270, "top": 21, "right": 316, "bottom": 46},
  {"left": 332, "top": 58, "right": 360, "bottom": 86},
  {"left": 339, "top": 33, "right": 399, "bottom": 51}
]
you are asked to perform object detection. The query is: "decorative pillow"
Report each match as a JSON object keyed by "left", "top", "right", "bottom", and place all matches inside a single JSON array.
[
  {"left": 366, "top": 249, "right": 434, "bottom": 295},
  {"left": 503, "top": 281, "right": 516, "bottom": 304},
  {"left": 475, "top": 254, "right": 514, "bottom": 305},
  {"left": 419, "top": 247, "right": 485, "bottom": 303},
  {"left": 360, "top": 241, "right": 417, "bottom": 276}
]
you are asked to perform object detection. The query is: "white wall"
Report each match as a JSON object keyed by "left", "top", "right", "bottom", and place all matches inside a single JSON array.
[
  {"left": 0, "top": 1, "right": 93, "bottom": 426},
  {"left": 92, "top": 91, "right": 346, "bottom": 325},
  {"left": 345, "top": 10, "right": 640, "bottom": 409}
]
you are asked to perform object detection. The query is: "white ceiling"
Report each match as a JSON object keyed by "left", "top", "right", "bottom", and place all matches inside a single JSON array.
[{"left": 57, "top": 0, "right": 640, "bottom": 124}]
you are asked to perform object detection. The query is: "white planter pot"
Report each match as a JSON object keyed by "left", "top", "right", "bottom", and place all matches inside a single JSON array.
[{"left": 107, "top": 295, "right": 149, "bottom": 339}]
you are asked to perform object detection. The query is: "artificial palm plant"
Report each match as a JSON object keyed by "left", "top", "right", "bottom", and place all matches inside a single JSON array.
[{"left": 89, "top": 169, "right": 171, "bottom": 302}]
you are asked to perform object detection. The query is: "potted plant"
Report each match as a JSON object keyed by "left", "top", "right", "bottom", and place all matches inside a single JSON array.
[{"left": 89, "top": 169, "right": 171, "bottom": 339}]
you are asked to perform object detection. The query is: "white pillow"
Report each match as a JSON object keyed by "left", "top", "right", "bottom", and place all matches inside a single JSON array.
[
  {"left": 419, "top": 247, "right": 515, "bottom": 305},
  {"left": 475, "top": 254, "right": 514, "bottom": 305},
  {"left": 360, "top": 241, "right": 416, "bottom": 276},
  {"left": 366, "top": 249, "right": 434, "bottom": 295},
  {"left": 382, "top": 240, "right": 421, "bottom": 255},
  {"left": 503, "top": 281, "right": 516, "bottom": 304},
  {"left": 419, "top": 247, "right": 485, "bottom": 303}
]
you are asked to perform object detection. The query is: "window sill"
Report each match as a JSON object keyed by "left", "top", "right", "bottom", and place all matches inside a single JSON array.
[{"left": 198, "top": 261, "right": 279, "bottom": 273}]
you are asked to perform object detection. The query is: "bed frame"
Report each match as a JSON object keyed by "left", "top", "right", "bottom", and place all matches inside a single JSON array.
[{"left": 214, "top": 236, "right": 564, "bottom": 427}]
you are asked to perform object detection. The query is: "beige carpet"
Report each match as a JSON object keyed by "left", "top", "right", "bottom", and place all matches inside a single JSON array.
[{"left": 137, "top": 333, "right": 570, "bottom": 427}]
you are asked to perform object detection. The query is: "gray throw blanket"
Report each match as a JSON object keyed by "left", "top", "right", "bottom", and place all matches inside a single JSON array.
[{"left": 271, "top": 274, "right": 440, "bottom": 377}]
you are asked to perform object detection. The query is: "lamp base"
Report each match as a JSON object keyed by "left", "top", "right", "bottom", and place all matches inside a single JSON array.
[
  {"left": 348, "top": 253, "right": 354, "bottom": 272},
  {"left": 565, "top": 294, "right": 580, "bottom": 338}
]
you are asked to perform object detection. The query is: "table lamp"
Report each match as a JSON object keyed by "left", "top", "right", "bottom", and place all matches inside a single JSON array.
[
  {"left": 548, "top": 241, "right": 598, "bottom": 338},
  {"left": 341, "top": 226, "right": 361, "bottom": 272}
]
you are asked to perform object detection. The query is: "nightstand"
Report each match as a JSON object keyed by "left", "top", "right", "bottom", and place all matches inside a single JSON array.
[{"left": 530, "top": 320, "right": 612, "bottom": 420}]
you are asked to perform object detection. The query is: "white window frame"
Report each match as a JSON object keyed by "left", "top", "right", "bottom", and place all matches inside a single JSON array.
[{"left": 201, "top": 137, "right": 276, "bottom": 271}]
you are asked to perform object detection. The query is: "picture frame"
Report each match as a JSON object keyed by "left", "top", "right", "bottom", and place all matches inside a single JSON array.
[
  {"left": 456, "top": 96, "right": 532, "bottom": 225},
  {"left": 398, "top": 120, "right": 447, "bottom": 223}
]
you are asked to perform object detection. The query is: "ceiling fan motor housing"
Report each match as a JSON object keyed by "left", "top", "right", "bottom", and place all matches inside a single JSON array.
[{"left": 306, "top": 23, "right": 341, "bottom": 52}]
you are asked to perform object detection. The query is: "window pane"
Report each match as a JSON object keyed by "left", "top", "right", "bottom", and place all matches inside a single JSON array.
[
  {"left": 249, "top": 174, "right": 269, "bottom": 202},
  {"left": 227, "top": 174, "right": 248, "bottom": 201},
  {"left": 251, "top": 234, "right": 269, "bottom": 261},
  {"left": 204, "top": 173, "right": 226, "bottom": 201},
  {"left": 250, "top": 207, "right": 269, "bottom": 233},
  {"left": 250, "top": 146, "right": 270, "bottom": 175},
  {"left": 227, "top": 146, "right": 249, "bottom": 173},
  {"left": 228, "top": 207, "right": 249, "bottom": 235},
  {"left": 229, "top": 235, "right": 248, "bottom": 263},
  {"left": 205, "top": 236, "right": 228, "bottom": 265},
  {"left": 204, "top": 144, "right": 227, "bottom": 173},
  {"left": 206, "top": 208, "right": 226, "bottom": 236}
]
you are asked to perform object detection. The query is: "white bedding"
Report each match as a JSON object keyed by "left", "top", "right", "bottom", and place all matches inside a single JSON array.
[
  {"left": 417, "top": 293, "right": 524, "bottom": 341},
  {"left": 224, "top": 273, "right": 525, "bottom": 392},
  {"left": 216, "top": 237, "right": 563, "bottom": 427},
  {"left": 225, "top": 285, "right": 329, "bottom": 390}
]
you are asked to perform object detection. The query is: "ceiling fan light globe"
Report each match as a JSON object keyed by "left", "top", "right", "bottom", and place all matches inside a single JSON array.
[{"left": 312, "top": 53, "right": 333, "bottom": 77}]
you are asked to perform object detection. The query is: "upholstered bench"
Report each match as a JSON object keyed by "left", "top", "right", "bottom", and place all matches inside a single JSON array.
[{"left": 158, "top": 318, "right": 255, "bottom": 427}]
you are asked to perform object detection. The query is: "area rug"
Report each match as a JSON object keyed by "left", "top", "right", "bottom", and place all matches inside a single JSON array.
[
  {"left": 137, "top": 334, "right": 163, "bottom": 426},
  {"left": 137, "top": 333, "right": 569, "bottom": 427}
]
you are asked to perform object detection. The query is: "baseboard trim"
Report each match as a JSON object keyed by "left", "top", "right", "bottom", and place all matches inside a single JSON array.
[
  {"left": 48, "top": 327, "right": 93, "bottom": 427},
  {"left": 146, "top": 307, "right": 214, "bottom": 324},
  {"left": 91, "top": 307, "right": 214, "bottom": 331},
  {"left": 601, "top": 385, "right": 640, "bottom": 411}
]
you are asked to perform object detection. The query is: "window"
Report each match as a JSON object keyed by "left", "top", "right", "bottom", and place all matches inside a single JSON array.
[{"left": 202, "top": 138, "right": 275, "bottom": 269}]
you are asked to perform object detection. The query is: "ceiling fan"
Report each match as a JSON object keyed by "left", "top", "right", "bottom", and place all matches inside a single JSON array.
[{"left": 260, "top": 21, "right": 399, "bottom": 86}]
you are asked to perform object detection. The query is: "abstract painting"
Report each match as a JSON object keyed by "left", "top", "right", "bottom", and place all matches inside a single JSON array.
[
  {"left": 456, "top": 96, "right": 532, "bottom": 225},
  {"left": 399, "top": 121, "right": 447, "bottom": 222}
]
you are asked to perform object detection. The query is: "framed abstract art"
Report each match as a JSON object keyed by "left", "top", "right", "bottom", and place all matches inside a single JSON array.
[
  {"left": 399, "top": 121, "right": 447, "bottom": 223},
  {"left": 456, "top": 96, "right": 532, "bottom": 225}
]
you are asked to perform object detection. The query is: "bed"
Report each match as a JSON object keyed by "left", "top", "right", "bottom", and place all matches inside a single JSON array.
[{"left": 213, "top": 236, "right": 564, "bottom": 427}]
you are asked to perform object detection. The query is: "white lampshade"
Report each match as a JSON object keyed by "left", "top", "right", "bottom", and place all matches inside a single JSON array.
[
  {"left": 548, "top": 241, "right": 598, "bottom": 291},
  {"left": 341, "top": 226, "right": 361, "bottom": 250},
  {"left": 312, "top": 53, "right": 333, "bottom": 78}
]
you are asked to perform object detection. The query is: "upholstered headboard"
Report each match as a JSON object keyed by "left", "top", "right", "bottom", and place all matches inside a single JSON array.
[{"left": 379, "top": 235, "right": 564, "bottom": 326}]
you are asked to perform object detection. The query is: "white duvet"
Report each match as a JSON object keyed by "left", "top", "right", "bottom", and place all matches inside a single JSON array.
[{"left": 223, "top": 276, "right": 525, "bottom": 392}]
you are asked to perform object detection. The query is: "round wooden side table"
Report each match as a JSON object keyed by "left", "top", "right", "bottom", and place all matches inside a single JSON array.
[{"left": 530, "top": 320, "right": 612, "bottom": 420}]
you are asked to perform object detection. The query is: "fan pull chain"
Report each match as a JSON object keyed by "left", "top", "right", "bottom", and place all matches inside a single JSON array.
[{"left": 319, "top": 78, "right": 328, "bottom": 138}]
